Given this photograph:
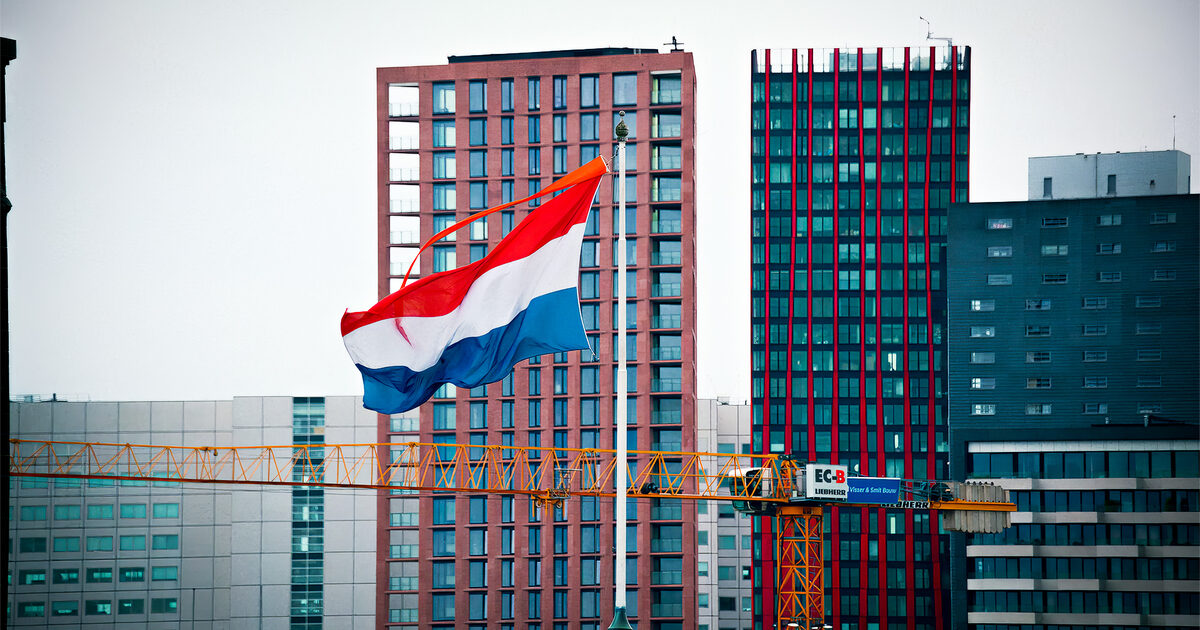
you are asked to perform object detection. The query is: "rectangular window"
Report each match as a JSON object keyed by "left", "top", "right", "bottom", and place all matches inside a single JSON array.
[
  {"left": 986, "top": 246, "right": 1012, "bottom": 257},
  {"left": 87, "top": 568, "right": 113, "bottom": 583},
  {"left": 1082, "top": 350, "right": 1107, "bottom": 362},
  {"left": 469, "top": 79, "right": 487, "bottom": 113},
  {"left": 553, "top": 76, "right": 567, "bottom": 109},
  {"left": 119, "top": 567, "right": 145, "bottom": 582},
  {"left": 969, "top": 299, "right": 995, "bottom": 312},
  {"left": 119, "top": 535, "right": 145, "bottom": 551},
  {"left": 1042, "top": 273, "right": 1067, "bottom": 284},
  {"left": 1096, "top": 243, "right": 1121, "bottom": 254},
  {"left": 1083, "top": 376, "right": 1107, "bottom": 388},
  {"left": 87, "top": 536, "right": 113, "bottom": 551},
  {"left": 1082, "top": 297, "right": 1107, "bottom": 309},
  {"left": 969, "top": 326, "right": 995, "bottom": 338},
  {"left": 1042, "top": 177, "right": 1052, "bottom": 198},
  {"left": 88, "top": 504, "right": 114, "bottom": 519},
  {"left": 1025, "top": 325, "right": 1051, "bottom": 337},
  {"left": 1097, "top": 214, "right": 1122, "bottom": 226},
  {"left": 1137, "top": 376, "right": 1162, "bottom": 388},
  {"left": 151, "top": 535, "right": 179, "bottom": 550},
  {"left": 528, "top": 149, "right": 541, "bottom": 175},
  {"left": 1151, "top": 269, "right": 1177, "bottom": 281},
  {"left": 527, "top": 77, "right": 541, "bottom": 110},
  {"left": 1097, "top": 271, "right": 1121, "bottom": 282},
  {"left": 118, "top": 599, "right": 144, "bottom": 615},
  {"left": 580, "top": 75, "right": 598, "bottom": 108},
  {"left": 1041, "top": 217, "right": 1068, "bottom": 228},
  {"left": 613, "top": 73, "right": 637, "bottom": 106},
  {"left": 1026, "top": 377, "right": 1052, "bottom": 389},
  {"left": 1040, "top": 244, "right": 1069, "bottom": 256},
  {"left": 150, "top": 598, "right": 177, "bottom": 614},
  {"left": 151, "top": 566, "right": 178, "bottom": 581},
  {"left": 1025, "top": 403, "right": 1052, "bottom": 415},
  {"left": 1106, "top": 173, "right": 1116, "bottom": 195},
  {"left": 53, "top": 536, "right": 80, "bottom": 552},
  {"left": 432, "top": 82, "right": 455, "bottom": 115},
  {"left": 1137, "top": 349, "right": 1162, "bottom": 361},
  {"left": 969, "top": 377, "right": 995, "bottom": 390},
  {"left": 987, "top": 274, "right": 1012, "bottom": 285},
  {"left": 1084, "top": 402, "right": 1108, "bottom": 414},
  {"left": 1150, "top": 212, "right": 1177, "bottom": 224},
  {"left": 580, "top": 113, "right": 599, "bottom": 141},
  {"left": 971, "top": 404, "right": 996, "bottom": 416},
  {"left": 1151, "top": 240, "right": 1176, "bottom": 252},
  {"left": 1082, "top": 324, "right": 1107, "bottom": 336},
  {"left": 54, "top": 569, "right": 80, "bottom": 584},
  {"left": 987, "top": 218, "right": 1012, "bottom": 230},
  {"left": 500, "top": 78, "right": 513, "bottom": 112},
  {"left": 969, "top": 352, "right": 995, "bottom": 364},
  {"left": 1025, "top": 351, "right": 1051, "bottom": 363},
  {"left": 469, "top": 150, "right": 487, "bottom": 177},
  {"left": 1025, "top": 298, "right": 1051, "bottom": 310},
  {"left": 1136, "top": 323, "right": 1162, "bottom": 335}
]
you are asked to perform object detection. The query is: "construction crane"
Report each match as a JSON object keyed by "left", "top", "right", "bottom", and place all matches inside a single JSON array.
[{"left": 9, "top": 438, "right": 1014, "bottom": 629}]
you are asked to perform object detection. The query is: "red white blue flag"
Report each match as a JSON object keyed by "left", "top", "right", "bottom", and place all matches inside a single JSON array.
[{"left": 341, "top": 158, "right": 608, "bottom": 414}]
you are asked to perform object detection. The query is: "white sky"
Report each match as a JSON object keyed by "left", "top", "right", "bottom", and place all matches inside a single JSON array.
[{"left": 3, "top": 0, "right": 1198, "bottom": 403}]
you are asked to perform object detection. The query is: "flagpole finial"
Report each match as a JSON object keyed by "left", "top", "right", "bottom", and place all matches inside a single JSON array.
[{"left": 615, "top": 111, "right": 628, "bottom": 143}]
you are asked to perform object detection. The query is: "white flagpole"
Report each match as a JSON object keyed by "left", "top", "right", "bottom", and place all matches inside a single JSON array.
[{"left": 610, "top": 112, "right": 631, "bottom": 629}]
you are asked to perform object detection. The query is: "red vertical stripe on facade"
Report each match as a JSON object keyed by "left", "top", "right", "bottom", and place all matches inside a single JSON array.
[
  {"left": 759, "top": 49, "right": 775, "bottom": 630},
  {"left": 785, "top": 49, "right": 797, "bottom": 453},
  {"left": 829, "top": 48, "right": 841, "bottom": 623},
  {"left": 867, "top": 48, "right": 882, "bottom": 630},
  {"left": 806, "top": 50, "right": 816, "bottom": 462},
  {"left": 857, "top": 48, "right": 867, "bottom": 481}
]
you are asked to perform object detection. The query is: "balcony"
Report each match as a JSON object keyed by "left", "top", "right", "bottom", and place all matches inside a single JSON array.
[
  {"left": 650, "top": 251, "right": 681, "bottom": 266},
  {"left": 651, "top": 89, "right": 681, "bottom": 105},
  {"left": 651, "top": 410, "right": 681, "bottom": 424},
  {"left": 390, "top": 199, "right": 418, "bottom": 214},
  {"left": 390, "top": 230, "right": 420, "bottom": 246},
  {"left": 651, "top": 218, "right": 681, "bottom": 234},
  {"left": 651, "top": 379, "right": 681, "bottom": 393},
  {"left": 651, "top": 283, "right": 681, "bottom": 298},
  {"left": 389, "top": 102, "right": 418, "bottom": 117},
  {"left": 651, "top": 315, "right": 681, "bottom": 329},
  {"left": 390, "top": 135, "right": 419, "bottom": 151},
  {"left": 651, "top": 346, "right": 681, "bottom": 361},
  {"left": 650, "top": 571, "right": 683, "bottom": 584},
  {"left": 390, "top": 168, "right": 419, "bottom": 182}
]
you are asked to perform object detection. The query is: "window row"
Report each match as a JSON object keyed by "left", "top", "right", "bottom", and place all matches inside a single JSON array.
[
  {"left": 15, "top": 598, "right": 178, "bottom": 618},
  {"left": 987, "top": 212, "right": 1178, "bottom": 230},
  {"left": 972, "top": 555, "right": 1198, "bottom": 581},
  {"left": 16, "top": 502, "right": 179, "bottom": 521},
  {"left": 967, "top": 323, "right": 1165, "bottom": 338},
  {"left": 1011, "top": 488, "right": 1197, "bottom": 513},
  {"left": 970, "top": 522, "right": 1197, "bottom": 548},
  {"left": 753, "top": 105, "right": 968, "bottom": 130},
  {"left": 15, "top": 534, "right": 180, "bottom": 553},
  {"left": 968, "top": 375, "right": 1166, "bottom": 390},
  {"left": 968, "top": 295, "right": 1165, "bottom": 311},
  {"left": 428, "top": 74, "right": 681, "bottom": 116},
  {"left": 967, "top": 449, "right": 1197, "bottom": 479},
  {"left": 18, "top": 566, "right": 178, "bottom": 585}
]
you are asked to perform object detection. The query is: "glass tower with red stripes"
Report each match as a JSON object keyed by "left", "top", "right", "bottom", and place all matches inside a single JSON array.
[{"left": 749, "top": 47, "right": 970, "bottom": 630}]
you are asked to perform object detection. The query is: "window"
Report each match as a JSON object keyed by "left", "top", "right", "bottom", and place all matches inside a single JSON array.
[
  {"left": 1106, "top": 173, "right": 1116, "bottom": 195},
  {"left": 969, "top": 299, "right": 995, "bottom": 312},
  {"left": 1041, "top": 217, "right": 1068, "bottom": 228},
  {"left": 1026, "top": 298, "right": 1051, "bottom": 310},
  {"left": 1040, "top": 244, "right": 1068, "bottom": 256},
  {"left": 1150, "top": 212, "right": 1177, "bottom": 224},
  {"left": 986, "top": 246, "right": 1012, "bottom": 257},
  {"left": 469, "top": 79, "right": 487, "bottom": 113},
  {"left": 1138, "top": 376, "right": 1162, "bottom": 388},
  {"left": 1083, "top": 376, "right": 1107, "bottom": 388},
  {"left": 1042, "top": 273, "right": 1067, "bottom": 284},
  {"left": 969, "top": 377, "right": 995, "bottom": 390},
  {"left": 1137, "top": 349, "right": 1162, "bottom": 361},
  {"left": 118, "top": 599, "right": 144, "bottom": 615},
  {"left": 53, "top": 536, "right": 80, "bottom": 552},
  {"left": 613, "top": 73, "right": 637, "bottom": 106},
  {"left": 120, "top": 504, "right": 146, "bottom": 518},
  {"left": 87, "top": 536, "right": 113, "bottom": 551},
  {"left": 1081, "top": 297, "right": 1107, "bottom": 309},
  {"left": 969, "top": 352, "right": 995, "bottom": 364},
  {"left": 88, "top": 504, "right": 114, "bottom": 519},
  {"left": 1084, "top": 402, "right": 1108, "bottom": 414},
  {"left": 1097, "top": 214, "right": 1121, "bottom": 226},
  {"left": 1025, "top": 403, "right": 1052, "bottom": 415},
  {"left": 1096, "top": 242, "right": 1121, "bottom": 254},
  {"left": 54, "top": 569, "right": 80, "bottom": 584},
  {"left": 432, "top": 151, "right": 456, "bottom": 179},
  {"left": 1136, "top": 323, "right": 1162, "bottom": 335},
  {"left": 1081, "top": 324, "right": 1107, "bottom": 336},
  {"left": 1151, "top": 240, "right": 1176, "bottom": 252},
  {"left": 432, "top": 82, "right": 455, "bottom": 114},
  {"left": 986, "top": 274, "right": 1012, "bottom": 285},
  {"left": 1097, "top": 271, "right": 1121, "bottom": 282},
  {"left": 151, "top": 566, "right": 178, "bottom": 581},
  {"left": 987, "top": 218, "right": 1012, "bottom": 230},
  {"left": 20, "top": 505, "right": 46, "bottom": 520},
  {"left": 969, "top": 326, "right": 995, "bottom": 338},
  {"left": 1026, "top": 377, "right": 1052, "bottom": 389},
  {"left": 1042, "top": 177, "right": 1052, "bottom": 198},
  {"left": 150, "top": 598, "right": 177, "bottom": 614},
  {"left": 153, "top": 503, "right": 179, "bottom": 518},
  {"left": 552, "top": 75, "right": 567, "bottom": 109},
  {"left": 580, "top": 75, "right": 598, "bottom": 108},
  {"left": 580, "top": 113, "right": 599, "bottom": 141},
  {"left": 971, "top": 404, "right": 996, "bottom": 416},
  {"left": 87, "top": 568, "right": 113, "bottom": 583},
  {"left": 1025, "top": 351, "right": 1051, "bottom": 363},
  {"left": 1082, "top": 350, "right": 1107, "bottom": 362},
  {"left": 119, "top": 535, "right": 146, "bottom": 551},
  {"left": 1025, "top": 325, "right": 1051, "bottom": 337},
  {"left": 1151, "top": 269, "right": 1177, "bottom": 281},
  {"left": 151, "top": 535, "right": 179, "bottom": 550}
]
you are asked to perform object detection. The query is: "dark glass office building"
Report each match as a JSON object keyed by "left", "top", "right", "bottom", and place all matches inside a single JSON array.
[
  {"left": 749, "top": 46, "right": 970, "bottom": 629},
  {"left": 947, "top": 190, "right": 1199, "bottom": 628}
]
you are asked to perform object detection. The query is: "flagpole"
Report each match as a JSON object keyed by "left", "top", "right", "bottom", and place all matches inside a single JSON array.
[{"left": 609, "top": 112, "right": 631, "bottom": 630}]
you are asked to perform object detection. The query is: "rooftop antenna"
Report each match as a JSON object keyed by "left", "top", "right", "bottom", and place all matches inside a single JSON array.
[
  {"left": 1172, "top": 114, "right": 1176, "bottom": 150},
  {"left": 663, "top": 36, "right": 684, "bottom": 52},
  {"left": 919, "top": 17, "right": 953, "bottom": 47}
]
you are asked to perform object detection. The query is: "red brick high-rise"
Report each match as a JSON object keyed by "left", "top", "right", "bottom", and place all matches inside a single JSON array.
[{"left": 375, "top": 48, "right": 697, "bottom": 629}]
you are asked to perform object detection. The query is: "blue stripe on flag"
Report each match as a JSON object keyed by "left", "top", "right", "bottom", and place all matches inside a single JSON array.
[{"left": 356, "top": 288, "right": 589, "bottom": 414}]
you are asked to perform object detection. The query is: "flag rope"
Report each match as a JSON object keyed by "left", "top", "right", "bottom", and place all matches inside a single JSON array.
[{"left": 400, "top": 156, "right": 611, "bottom": 288}]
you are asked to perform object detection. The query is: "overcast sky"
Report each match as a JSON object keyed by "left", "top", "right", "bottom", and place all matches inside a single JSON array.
[{"left": 4, "top": 0, "right": 1198, "bottom": 403}]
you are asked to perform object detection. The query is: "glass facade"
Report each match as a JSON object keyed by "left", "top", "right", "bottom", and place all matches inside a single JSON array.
[
  {"left": 380, "top": 50, "right": 696, "bottom": 628},
  {"left": 750, "top": 46, "right": 970, "bottom": 630},
  {"left": 291, "top": 397, "right": 325, "bottom": 630}
]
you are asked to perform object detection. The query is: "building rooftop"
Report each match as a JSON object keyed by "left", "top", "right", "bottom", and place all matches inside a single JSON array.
[{"left": 448, "top": 47, "right": 661, "bottom": 64}]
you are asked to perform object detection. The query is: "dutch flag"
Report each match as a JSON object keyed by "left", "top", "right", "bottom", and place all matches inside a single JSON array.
[{"left": 341, "top": 158, "right": 608, "bottom": 414}]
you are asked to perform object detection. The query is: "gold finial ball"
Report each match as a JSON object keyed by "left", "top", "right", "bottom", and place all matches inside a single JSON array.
[{"left": 615, "top": 110, "right": 628, "bottom": 141}]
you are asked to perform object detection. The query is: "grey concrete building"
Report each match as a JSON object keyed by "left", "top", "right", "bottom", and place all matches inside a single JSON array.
[
  {"left": 694, "top": 398, "right": 753, "bottom": 630},
  {"left": 1029, "top": 150, "right": 1190, "bottom": 201},
  {"left": 8, "top": 396, "right": 380, "bottom": 629}
]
